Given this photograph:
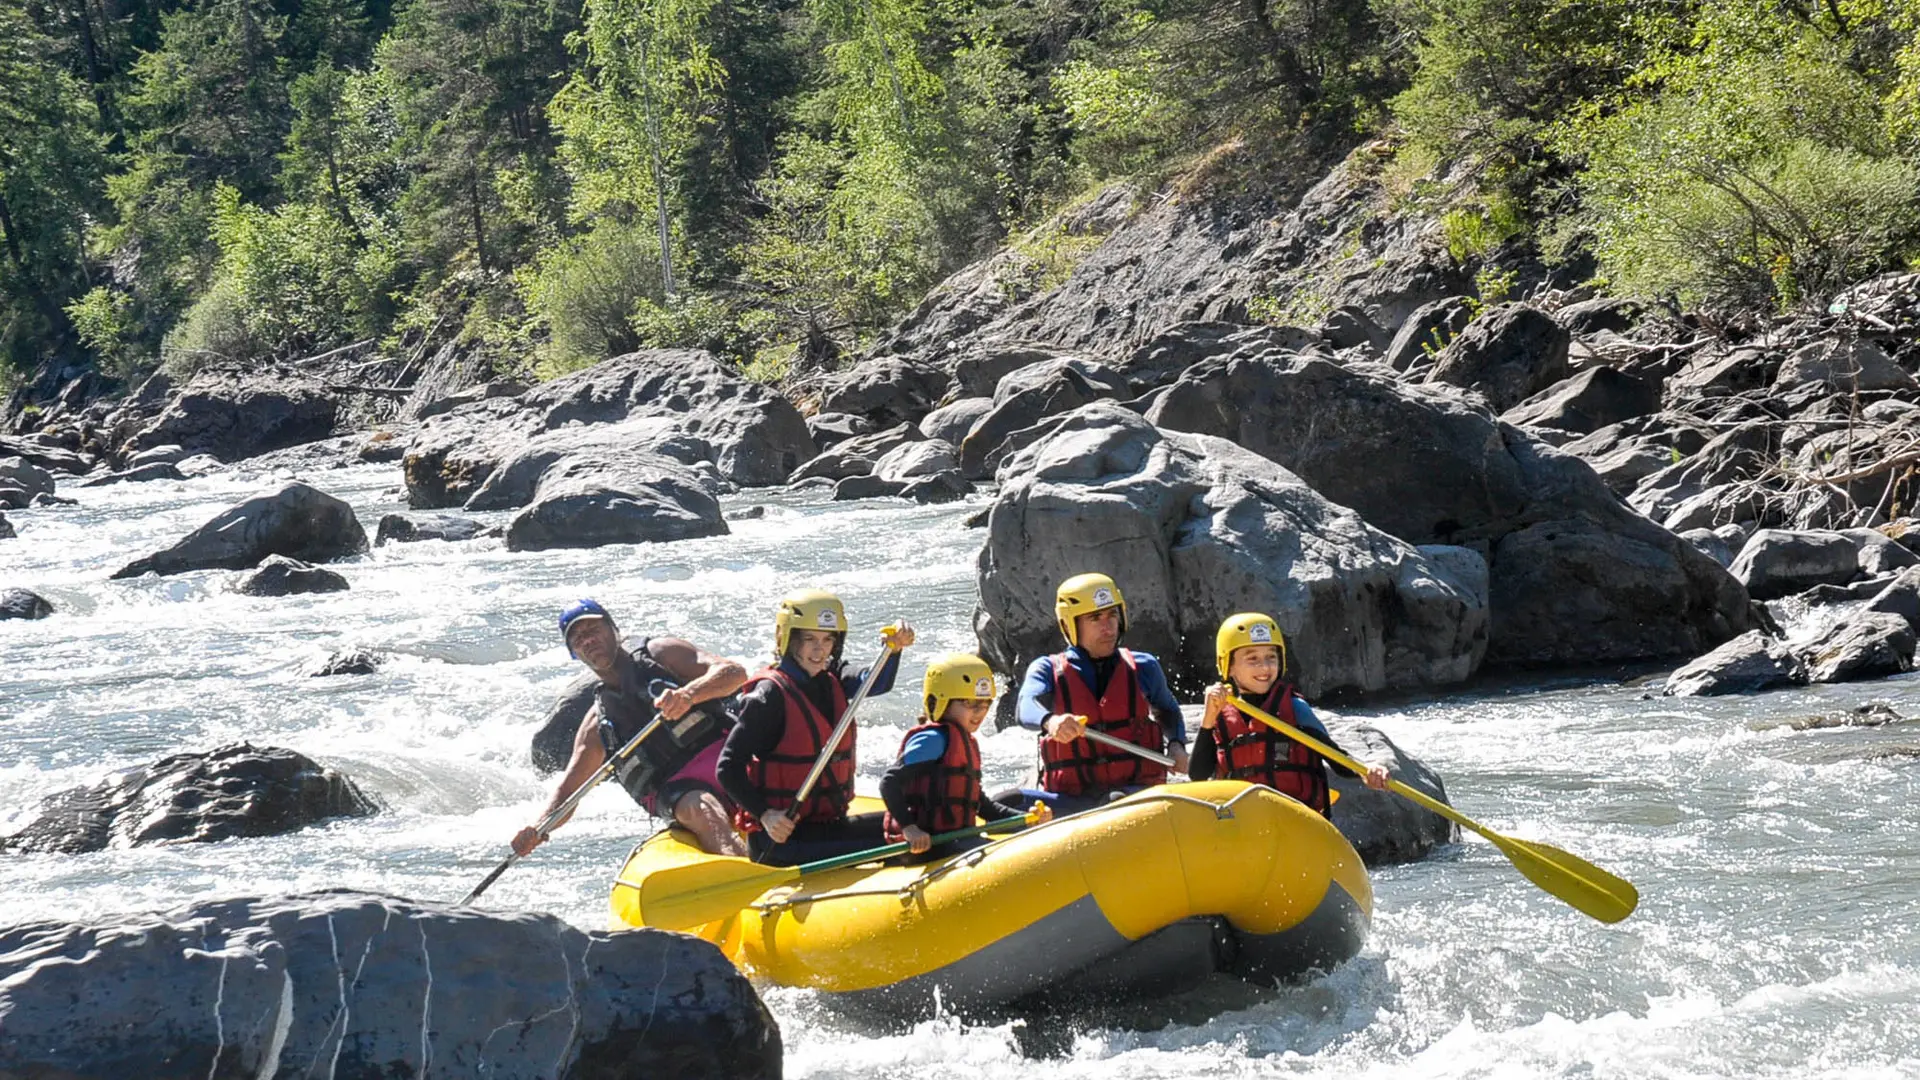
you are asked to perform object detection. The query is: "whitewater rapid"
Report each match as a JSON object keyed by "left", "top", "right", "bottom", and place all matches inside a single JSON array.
[{"left": 3, "top": 462, "right": 1918, "bottom": 1078}]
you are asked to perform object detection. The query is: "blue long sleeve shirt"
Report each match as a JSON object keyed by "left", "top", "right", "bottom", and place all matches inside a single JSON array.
[{"left": 1014, "top": 647, "right": 1187, "bottom": 748}]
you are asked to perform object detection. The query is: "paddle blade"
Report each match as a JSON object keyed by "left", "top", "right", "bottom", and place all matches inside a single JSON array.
[
  {"left": 1489, "top": 833, "right": 1639, "bottom": 923},
  {"left": 637, "top": 857, "right": 797, "bottom": 931}
]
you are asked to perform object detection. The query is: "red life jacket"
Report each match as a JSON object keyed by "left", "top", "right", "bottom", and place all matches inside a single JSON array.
[
  {"left": 882, "top": 719, "right": 983, "bottom": 842},
  {"left": 732, "top": 666, "right": 855, "bottom": 834},
  {"left": 1040, "top": 649, "right": 1167, "bottom": 795},
  {"left": 1215, "top": 683, "right": 1330, "bottom": 816}
]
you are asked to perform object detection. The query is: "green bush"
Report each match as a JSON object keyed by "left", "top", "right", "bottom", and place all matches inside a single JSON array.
[
  {"left": 161, "top": 277, "right": 263, "bottom": 377},
  {"left": 1563, "top": 30, "right": 1920, "bottom": 310},
  {"left": 518, "top": 217, "right": 663, "bottom": 375}
]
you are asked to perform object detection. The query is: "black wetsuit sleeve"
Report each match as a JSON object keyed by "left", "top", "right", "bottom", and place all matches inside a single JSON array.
[
  {"left": 878, "top": 758, "right": 936, "bottom": 826},
  {"left": 979, "top": 791, "right": 1025, "bottom": 823},
  {"left": 717, "top": 681, "right": 787, "bottom": 819},
  {"left": 1319, "top": 730, "right": 1360, "bottom": 779},
  {"left": 1189, "top": 728, "right": 1220, "bottom": 780}
]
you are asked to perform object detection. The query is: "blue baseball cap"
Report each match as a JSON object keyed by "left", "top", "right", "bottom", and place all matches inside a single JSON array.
[{"left": 559, "top": 599, "right": 613, "bottom": 656}]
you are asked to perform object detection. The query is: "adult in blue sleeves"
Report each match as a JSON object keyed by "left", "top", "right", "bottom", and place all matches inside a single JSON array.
[{"left": 1014, "top": 573, "right": 1191, "bottom": 816}]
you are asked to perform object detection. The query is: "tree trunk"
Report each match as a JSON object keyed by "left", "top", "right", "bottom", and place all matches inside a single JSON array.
[
  {"left": 469, "top": 167, "right": 490, "bottom": 273},
  {"left": 637, "top": 33, "right": 678, "bottom": 298}
]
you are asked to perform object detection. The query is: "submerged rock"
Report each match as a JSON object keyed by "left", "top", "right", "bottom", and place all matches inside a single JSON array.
[
  {"left": 0, "top": 588, "right": 53, "bottom": 620},
  {"left": 232, "top": 555, "right": 350, "bottom": 597},
  {"left": 111, "top": 482, "right": 368, "bottom": 579},
  {"left": 0, "top": 891, "right": 781, "bottom": 1079},
  {"left": 1664, "top": 631, "right": 1805, "bottom": 697},
  {"left": 374, "top": 511, "right": 492, "bottom": 545},
  {"left": 0, "top": 744, "right": 374, "bottom": 854},
  {"left": 311, "top": 648, "right": 383, "bottom": 677}
]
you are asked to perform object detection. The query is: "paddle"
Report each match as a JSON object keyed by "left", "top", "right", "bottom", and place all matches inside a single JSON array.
[
  {"left": 785, "top": 628, "right": 898, "bottom": 818},
  {"left": 1081, "top": 727, "right": 1178, "bottom": 768},
  {"left": 461, "top": 712, "right": 666, "bottom": 906},
  {"left": 632, "top": 812, "right": 1039, "bottom": 931},
  {"left": 1224, "top": 694, "right": 1640, "bottom": 924}
]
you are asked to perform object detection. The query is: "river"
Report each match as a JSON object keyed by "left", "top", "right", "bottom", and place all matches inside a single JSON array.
[{"left": 3, "top": 462, "right": 1918, "bottom": 1078}]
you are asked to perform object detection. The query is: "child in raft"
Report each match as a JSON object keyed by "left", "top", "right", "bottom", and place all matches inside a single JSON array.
[
  {"left": 1189, "top": 613, "right": 1390, "bottom": 815},
  {"left": 880, "top": 653, "right": 1053, "bottom": 862}
]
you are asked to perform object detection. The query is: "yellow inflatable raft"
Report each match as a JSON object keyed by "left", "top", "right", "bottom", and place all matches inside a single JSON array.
[{"left": 610, "top": 780, "right": 1371, "bottom": 1013}]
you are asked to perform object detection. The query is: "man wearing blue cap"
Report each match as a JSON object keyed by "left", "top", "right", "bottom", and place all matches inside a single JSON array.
[{"left": 513, "top": 600, "right": 749, "bottom": 857}]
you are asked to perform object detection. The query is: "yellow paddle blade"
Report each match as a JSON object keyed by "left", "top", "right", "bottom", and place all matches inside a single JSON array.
[
  {"left": 636, "top": 857, "right": 799, "bottom": 931},
  {"left": 1487, "top": 833, "right": 1639, "bottom": 924},
  {"left": 1224, "top": 694, "right": 1640, "bottom": 923}
]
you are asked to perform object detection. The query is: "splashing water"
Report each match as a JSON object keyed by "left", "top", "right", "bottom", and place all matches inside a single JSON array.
[{"left": 4, "top": 463, "right": 1918, "bottom": 1077}]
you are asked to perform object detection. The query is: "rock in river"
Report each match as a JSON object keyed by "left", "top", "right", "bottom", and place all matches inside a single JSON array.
[
  {"left": 0, "top": 890, "right": 782, "bottom": 1079},
  {"left": 112, "top": 482, "right": 368, "bottom": 579},
  {"left": 0, "top": 743, "right": 374, "bottom": 854}
]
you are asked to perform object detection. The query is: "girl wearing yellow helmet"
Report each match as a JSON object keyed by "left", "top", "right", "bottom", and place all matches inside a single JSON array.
[
  {"left": 880, "top": 654, "right": 1053, "bottom": 862},
  {"left": 1191, "top": 613, "right": 1387, "bottom": 816}
]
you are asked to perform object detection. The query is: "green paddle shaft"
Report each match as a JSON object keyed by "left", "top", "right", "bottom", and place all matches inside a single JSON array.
[
  {"left": 1224, "top": 693, "right": 1640, "bottom": 924},
  {"left": 637, "top": 813, "right": 1035, "bottom": 930}
]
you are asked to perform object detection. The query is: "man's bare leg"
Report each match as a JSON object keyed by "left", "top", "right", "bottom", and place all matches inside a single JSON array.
[{"left": 674, "top": 790, "right": 747, "bottom": 857}]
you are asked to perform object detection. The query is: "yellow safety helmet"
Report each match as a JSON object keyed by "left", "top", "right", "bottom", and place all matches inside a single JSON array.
[
  {"left": 1055, "top": 572, "right": 1127, "bottom": 646},
  {"left": 922, "top": 653, "right": 996, "bottom": 722},
  {"left": 1216, "top": 612, "right": 1286, "bottom": 679},
  {"left": 775, "top": 588, "right": 847, "bottom": 656}
]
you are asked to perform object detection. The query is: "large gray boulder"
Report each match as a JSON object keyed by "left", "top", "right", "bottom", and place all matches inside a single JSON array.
[
  {"left": 1146, "top": 351, "right": 1752, "bottom": 666},
  {"left": 504, "top": 454, "right": 727, "bottom": 553},
  {"left": 1728, "top": 530, "right": 1862, "bottom": 600},
  {"left": 0, "top": 457, "right": 55, "bottom": 502},
  {"left": 122, "top": 371, "right": 338, "bottom": 462},
  {"left": 1797, "top": 611, "right": 1916, "bottom": 684},
  {"left": 976, "top": 404, "right": 1489, "bottom": 699},
  {"left": 404, "top": 351, "right": 813, "bottom": 509},
  {"left": 1664, "top": 631, "right": 1806, "bottom": 696},
  {"left": 0, "top": 891, "right": 781, "bottom": 1079},
  {"left": 78, "top": 461, "right": 185, "bottom": 486},
  {"left": 1384, "top": 297, "right": 1473, "bottom": 373},
  {"left": 789, "top": 422, "right": 922, "bottom": 483},
  {"left": 0, "top": 434, "right": 93, "bottom": 475},
  {"left": 1865, "top": 566, "right": 1920, "bottom": 632},
  {"left": 0, "top": 744, "right": 373, "bottom": 854},
  {"left": 112, "top": 482, "right": 369, "bottom": 579},
  {"left": 1424, "top": 304, "right": 1573, "bottom": 412},
  {"left": 920, "top": 397, "right": 995, "bottom": 446}
]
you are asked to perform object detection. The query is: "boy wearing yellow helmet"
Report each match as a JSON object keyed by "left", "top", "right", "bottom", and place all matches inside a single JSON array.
[
  {"left": 1191, "top": 613, "right": 1388, "bottom": 815},
  {"left": 716, "top": 588, "right": 916, "bottom": 865},
  {"left": 880, "top": 654, "right": 1053, "bottom": 861},
  {"left": 1015, "top": 572, "right": 1191, "bottom": 815}
]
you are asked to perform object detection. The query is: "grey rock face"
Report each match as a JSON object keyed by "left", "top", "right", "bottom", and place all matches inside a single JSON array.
[
  {"left": 1665, "top": 632, "right": 1806, "bottom": 696},
  {"left": 958, "top": 357, "right": 1129, "bottom": 479},
  {"left": 1325, "top": 719, "right": 1460, "bottom": 865},
  {"left": 1865, "top": 566, "right": 1920, "bottom": 631},
  {"left": 0, "top": 512, "right": 12, "bottom": 540},
  {"left": 126, "top": 443, "right": 191, "bottom": 468},
  {"left": 0, "top": 456, "right": 55, "bottom": 500},
  {"left": 112, "top": 482, "right": 368, "bottom": 579},
  {"left": 1500, "top": 367, "right": 1661, "bottom": 436},
  {"left": 1145, "top": 351, "right": 1751, "bottom": 666},
  {"left": 0, "top": 744, "right": 374, "bottom": 853},
  {"left": 919, "top": 397, "right": 995, "bottom": 446},
  {"left": 1554, "top": 297, "right": 1647, "bottom": 336},
  {"left": 111, "top": 480, "right": 366, "bottom": 580},
  {"left": 0, "top": 891, "right": 782, "bottom": 1080},
  {"left": 123, "top": 372, "right": 339, "bottom": 462},
  {"left": 873, "top": 438, "right": 959, "bottom": 483},
  {"left": 504, "top": 455, "right": 727, "bottom": 552},
  {"left": 375, "top": 512, "right": 492, "bottom": 545},
  {"left": 233, "top": 555, "right": 350, "bottom": 597},
  {"left": 818, "top": 355, "right": 950, "bottom": 429},
  {"left": 976, "top": 403, "right": 1488, "bottom": 699},
  {"left": 1384, "top": 297, "right": 1473, "bottom": 373},
  {"left": 1118, "top": 323, "right": 1321, "bottom": 393},
  {"left": 1797, "top": 612, "right": 1917, "bottom": 684},
  {"left": 790, "top": 423, "right": 923, "bottom": 482},
  {"left": 1729, "top": 530, "right": 1862, "bottom": 600},
  {"left": 1842, "top": 528, "right": 1920, "bottom": 577},
  {"left": 1679, "top": 528, "right": 1737, "bottom": 568},
  {"left": 77, "top": 461, "right": 185, "bottom": 486},
  {"left": 0, "top": 435, "right": 93, "bottom": 475},
  {"left": 1774, "top": 339, "right": 1917, "bottom": 394},
  {"left": 403, "top": 351, "right": 813, "bottom": 508},
  {"left": 1425, "top": 304, "right": 1573, "bottom": 412},
  {"left": 806, "top": 411, "right": 871, "bottom": 448},
  {"left": 0, "top": 587, "right": 52, "bottom": 619}
]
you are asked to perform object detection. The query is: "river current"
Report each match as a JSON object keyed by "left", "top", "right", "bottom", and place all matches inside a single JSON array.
[{"left": 3, "top": 462, "right": 1918, "bottom": 1078}]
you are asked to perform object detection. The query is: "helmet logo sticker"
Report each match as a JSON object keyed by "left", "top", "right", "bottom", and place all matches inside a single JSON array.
[
  {"left": 816, "top": 609, "right": 839, "bottom": 629},
  {"left": 974, "top": 677, "right": 993, "bottom": 696},
  {"left": 1250, "top": 623, "right": 1272, "bottom": 643},
  {"left": 1092, "top": 587, "right": 1114, "bottom": 607}
]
